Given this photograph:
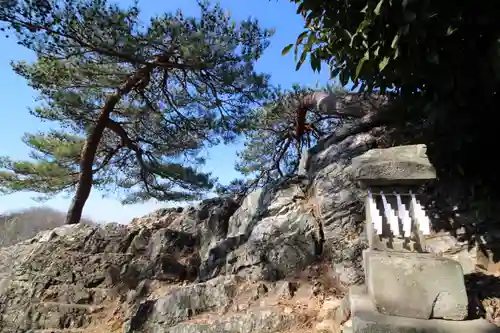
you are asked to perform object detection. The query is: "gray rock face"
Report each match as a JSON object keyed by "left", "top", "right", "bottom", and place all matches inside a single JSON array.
[
  {"left": 351, "top": 144, "right": 436, "bottom": 186},
  {"left": 305, "top": 120, "right": 384, "bottom": 285},
  {"left": 363, "top": 250, "right": 469, "bottom": 320},
  {"left": 126, "top": 275, "right": 239, "bottom": 332},
  {"left": 0, "top": 193, "right": 325, "bottom": 333},
  {"left": 0, "top": 219, "right": 202, "bottom": 332},
  {"left": 199, "top": 179, "right": 319, "bottom": 282}
]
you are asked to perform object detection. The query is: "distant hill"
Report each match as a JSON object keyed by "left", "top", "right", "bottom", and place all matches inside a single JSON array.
[{"left": 0, "top": 207, "right": 94, "bottom": 248}]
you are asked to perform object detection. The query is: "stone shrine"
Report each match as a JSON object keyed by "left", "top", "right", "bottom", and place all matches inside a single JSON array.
[{"left": 342, "top": 144, "right": 500, "bottom": 333}]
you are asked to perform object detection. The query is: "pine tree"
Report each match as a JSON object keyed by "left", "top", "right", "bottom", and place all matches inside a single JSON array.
[
  {"left": 0, "top": 0, "right": 273, "bottom": 224},
  {"left": 225, "top": 85, "right": 385, "bottom": 197}
]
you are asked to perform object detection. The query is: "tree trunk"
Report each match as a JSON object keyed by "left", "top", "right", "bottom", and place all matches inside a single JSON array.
[
  {"left": 65, "top": 68, "right": 152, "bottom": 224},
  {"left": 65, "top": 108, "right": 113, "bottom": 224}
]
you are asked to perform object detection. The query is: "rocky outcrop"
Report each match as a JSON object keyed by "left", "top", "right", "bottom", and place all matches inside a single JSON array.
[
  {"left": 0, "top": 115, "right": 499, "bottom": 332},
  {"left": 0, "top": 205, "right": 339, "bottom": 333}
]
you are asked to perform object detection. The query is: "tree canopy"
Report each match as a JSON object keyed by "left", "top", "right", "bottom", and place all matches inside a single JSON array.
[
  {"left": 0, "top": 0, "right": 273, "bottom": 223},
  {"left": 286, "top": 0, "right": 500, "bottom": 100}
]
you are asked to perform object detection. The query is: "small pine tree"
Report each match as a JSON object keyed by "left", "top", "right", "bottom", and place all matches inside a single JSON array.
[{"left": 230, "top": 84, "right": 377, "bottom": 194}]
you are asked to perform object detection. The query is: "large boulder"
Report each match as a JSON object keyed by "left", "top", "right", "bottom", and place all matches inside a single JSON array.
[{"left": 198, "top": 178, "right": 320, "bottom": 282}]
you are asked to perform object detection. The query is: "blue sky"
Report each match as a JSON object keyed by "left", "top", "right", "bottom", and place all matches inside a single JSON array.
[{"left": 0, "top": 0, "right": 330, "bottom": 223}]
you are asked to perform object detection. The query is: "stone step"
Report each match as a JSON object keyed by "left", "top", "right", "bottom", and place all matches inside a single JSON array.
[{"left": 348, "top": 285, "right": 500, "bottom": 333}]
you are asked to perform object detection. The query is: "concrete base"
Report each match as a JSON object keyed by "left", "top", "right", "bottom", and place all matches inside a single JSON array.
[
  {"left": 348, "top": 285, "right": 500, "bottom": 333},
  {"left": 363, "top": 249, "right": 468, "bottom": 320}
]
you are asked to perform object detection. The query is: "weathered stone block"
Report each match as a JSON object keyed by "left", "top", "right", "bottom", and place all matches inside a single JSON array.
[
  {"left": 363, "top": 250, "right": 468, "bottom": 320},
  {"left": 349, "top": 285, "right": 499, "bottom": 333},
  {"left": 351, "top": 144, "right": 436, "bottom": 186}
]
